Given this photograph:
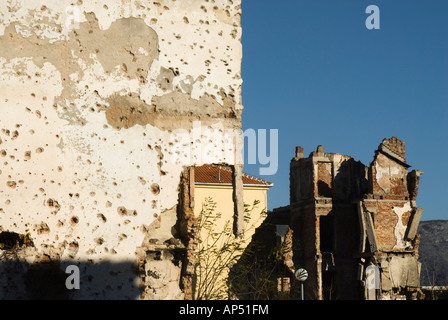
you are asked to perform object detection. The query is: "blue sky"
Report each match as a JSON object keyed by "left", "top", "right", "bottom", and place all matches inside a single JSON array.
[{"left": 240, "top": 0, "right": 448, "bottom": 221}]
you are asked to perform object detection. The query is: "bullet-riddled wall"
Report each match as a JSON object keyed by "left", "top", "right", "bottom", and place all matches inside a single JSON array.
[{"left": 0, "top": 0, "right": 242, "bottom": 299}]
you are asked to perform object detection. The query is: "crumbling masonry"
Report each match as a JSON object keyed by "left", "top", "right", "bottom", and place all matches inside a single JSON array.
[
  {"left": 0, "top": 0, "right": 243, "bottom": 299},
  {"left": 289, "top": 137, "right": 424, "bottom": 300}
]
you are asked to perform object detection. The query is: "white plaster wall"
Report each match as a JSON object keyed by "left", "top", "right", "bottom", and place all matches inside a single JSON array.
[
  {"left": 392, "top": 202, "right": 412, "bottom": 250},
  {"left": 0, "top": 0, "right": 242, "bottom": 299}
]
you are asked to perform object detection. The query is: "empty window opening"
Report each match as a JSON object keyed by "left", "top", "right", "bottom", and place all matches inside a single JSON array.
[{"left": 320, "top": 215, "right": 334, "bottom": 253}]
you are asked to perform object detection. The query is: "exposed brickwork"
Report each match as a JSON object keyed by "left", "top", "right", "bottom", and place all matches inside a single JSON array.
[
  {"left": 381, "top": 136, "right": 406, "bottom": 162},
  {"left": 374, "top": 201, "right": 402, "bottom": 250}
]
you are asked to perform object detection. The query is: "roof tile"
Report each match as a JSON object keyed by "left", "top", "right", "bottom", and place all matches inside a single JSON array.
[{"left": 194, "top": 164, "right": 272, "bottom": 186}]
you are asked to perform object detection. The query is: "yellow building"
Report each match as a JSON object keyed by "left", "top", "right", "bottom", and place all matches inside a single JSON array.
[{"left": 192, "top": 164, "right": 273, "bottom": 299}]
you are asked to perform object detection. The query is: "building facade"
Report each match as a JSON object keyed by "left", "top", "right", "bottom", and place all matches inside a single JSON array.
[
  {"left": 192, "top": 164, "right": 272, "bottom": 299},
  {"left": 289, "top": 137, "right": 424, "bottom": 300}
]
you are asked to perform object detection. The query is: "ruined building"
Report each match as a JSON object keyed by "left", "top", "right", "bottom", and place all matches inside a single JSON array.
[
  {"left": 230, "top": 137, "right": 424, "bottom": 300},
  {"left": 289, "top": 137, "right": 424, "bottom": 300},
  {"left": 0, "top": 1, "right": 244, "bottom": 299}
]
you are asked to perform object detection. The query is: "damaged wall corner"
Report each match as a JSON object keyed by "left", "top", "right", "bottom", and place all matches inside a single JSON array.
[{"left": 176, "top": 166, "right": 197, "bottom": 300}]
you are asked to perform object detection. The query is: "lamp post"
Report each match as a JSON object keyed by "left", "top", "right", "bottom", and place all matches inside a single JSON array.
[{"left": 295, "top": 268, "right": 308, "bottom": 300}]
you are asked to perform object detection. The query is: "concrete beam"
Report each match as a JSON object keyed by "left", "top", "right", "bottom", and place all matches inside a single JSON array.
[
  {"left": 405, "top": 208, "right": 423, "bottom": 241},
  {"left": 357, "top": 201, "right": 367, "bottom": 254},
  {"left": 364, "top": 208, "right": 378, "bottom": 252}
]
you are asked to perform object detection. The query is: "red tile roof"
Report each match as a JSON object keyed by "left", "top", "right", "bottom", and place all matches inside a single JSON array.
[{"left": 194, "top": 164, "right": 272, "bottom": 187}]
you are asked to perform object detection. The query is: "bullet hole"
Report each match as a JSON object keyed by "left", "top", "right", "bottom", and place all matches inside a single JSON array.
[
  {"left": 118, "top": 233, "right": 127, "bottom": 241},
  {"left": 46, "top": 198, "right": 60, "bottom": 215},
  {"left": 67, "top": 241, "right": 79, "bottom": 250},
  {"left": 70, "top": 216, "right": 79, "bottom": 225},
  {"left": 117, "top": 207, "right": 127, "bottom": 216},
  {"left": 24, "top": 151, "right": 31, "bottom": 160},
  {"left": 36, "top": 147, "right": 44, "bottom": 153},
  {"left": 37, "top": 222, "right": 50, "bottom": 235},
  {"left": 6, "top": 181, "right": 16, "bottom": 188},
  {"left": 95, "top": 238, "right": 104, "bottom": 245},
  {"left": 97, "top": 213, "right": 107, "bottom": 223},
  {"left": 117, "top": 206, "right": 137, "bottom": 217},
  {"left": 151, "top": 183, "right": 160, "bottom": 195},
  {"left": 138, "top": 176, "right": 146, "bottom": 185}
]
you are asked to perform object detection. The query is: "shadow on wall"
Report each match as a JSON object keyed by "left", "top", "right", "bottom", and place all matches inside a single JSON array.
[
  {"left": 228, "top": 208, "right": 302, "bottom": 300},
  {"left": 0, "top": 258, "right": 141, "bottom": 300}
]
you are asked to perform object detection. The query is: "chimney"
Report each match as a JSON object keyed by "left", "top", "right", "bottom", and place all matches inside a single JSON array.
[{"left": 295, "top": 146, "right": 304, "bottom": 160}]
